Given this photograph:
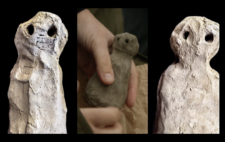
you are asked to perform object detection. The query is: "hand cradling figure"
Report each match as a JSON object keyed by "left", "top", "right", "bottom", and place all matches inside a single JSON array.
[{"left": 85, "top": 33, "right": 139, "bottom": 109}]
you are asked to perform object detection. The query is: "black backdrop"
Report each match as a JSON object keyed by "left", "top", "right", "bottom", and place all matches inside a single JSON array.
[{"left": 2, "top": 8, "right": 223, "bottom": 134}]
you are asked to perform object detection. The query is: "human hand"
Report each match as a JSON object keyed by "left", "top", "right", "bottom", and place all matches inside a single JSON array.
[
  {"left": 77, "top": 80, "right": 123, "bottom": 134},
  {"left": 80, "top": 107, "right": 122, "bottom": 134},
  {"left": 77, "top": 9, "right": 139, "bottom": 108}
]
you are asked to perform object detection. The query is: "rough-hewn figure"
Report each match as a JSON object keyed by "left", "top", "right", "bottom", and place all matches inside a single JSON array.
[
  {"left": 8, "top": 12, "right": 68, "bottom": 134},
  {"left": 154, "top": 17, "right": 219, "bottom": 134}
]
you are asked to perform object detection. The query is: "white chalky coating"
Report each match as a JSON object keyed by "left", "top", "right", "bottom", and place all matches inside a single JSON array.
[
  {"left": 154, "top": 16, "right": 219, "bottom": 134},
  {"left": 8, "top": 12, "right": 68, "bottom": 134}
]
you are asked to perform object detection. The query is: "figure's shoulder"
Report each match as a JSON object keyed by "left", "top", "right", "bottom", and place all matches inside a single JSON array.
[
  {"left": 158, "top": 64, "right": 176, "bottom": 83},
  {"left": 163, "top": 64, "right": 177, "bottom": 77},
  {"left": 157, "top": 64, "right": 176, "bottom": 93},
  {"left": 209, "top": 68, "right": 219, "bottom": 80}
]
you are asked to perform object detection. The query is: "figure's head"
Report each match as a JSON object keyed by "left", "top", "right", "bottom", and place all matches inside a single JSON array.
[
  {"left": 113, "top": 33, "right": 139, "bottom": 56},
  {"left": 170, "top": 16, "right": 219, "bottom": 64},
  {"left": 15, "top": 11, "right": 68, "bottom": 58}
]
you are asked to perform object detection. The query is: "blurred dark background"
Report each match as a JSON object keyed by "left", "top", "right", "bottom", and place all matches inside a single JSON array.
[{"left": 123, "top": 8, "right": 148, "bottom": 57}]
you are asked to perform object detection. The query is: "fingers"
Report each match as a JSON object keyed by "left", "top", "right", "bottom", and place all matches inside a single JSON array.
[
  {"left": 81, "top": 107, "right": 121, "bottom": 127},
  {"left": 77, "top": 9, "right": 115, "bottom": 85},
  {"left": 126, "top": 60, "right": 139, "bottom": 108},
  {"left": 91, "top": 38, "right": 115, "bottom": 85},
  {"left": 92, "top": 122, "right": 123, "bottom": 134},
  {"left": 80, "top": 107, "right": 122, "bottom": 134}
]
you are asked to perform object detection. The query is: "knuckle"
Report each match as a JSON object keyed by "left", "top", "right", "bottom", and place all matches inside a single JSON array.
[
  {"left": 87, "top": 33, "right": 96, "bottom": 50},
  {"left": 101, "top": 56, "right": 111, "bottom": 67}
]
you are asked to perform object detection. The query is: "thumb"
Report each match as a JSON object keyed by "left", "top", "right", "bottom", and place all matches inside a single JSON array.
[{"left": 91, "top": 40, "right": 114, "bottom": 85}]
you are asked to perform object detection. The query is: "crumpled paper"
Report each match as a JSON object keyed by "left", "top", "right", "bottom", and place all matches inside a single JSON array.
[{"left": 77, "top": 64, "right": 148, "bottom": 134}]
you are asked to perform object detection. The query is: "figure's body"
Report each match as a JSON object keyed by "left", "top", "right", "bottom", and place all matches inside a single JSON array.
[
  {"left": 85, "top": 33, "right": 139, "bottom": 109},
  {"left": 8, "top": 12, "right": 68, "bottom": 134},
  {"left": 154, "top": 17, "right": 219, "bottom": 133}
]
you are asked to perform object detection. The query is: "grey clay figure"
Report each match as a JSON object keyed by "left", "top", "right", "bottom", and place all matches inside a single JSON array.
[{"left": 84, "top": 33, "right": 139, "bottom": 109}]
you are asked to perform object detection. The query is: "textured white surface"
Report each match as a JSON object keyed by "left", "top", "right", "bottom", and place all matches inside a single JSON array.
[
  {"left": 8, "top": 12, "right": 68, "bottom": 134},
  {"left": 154, "top": 16, "right": 219, "bottom": 134}
]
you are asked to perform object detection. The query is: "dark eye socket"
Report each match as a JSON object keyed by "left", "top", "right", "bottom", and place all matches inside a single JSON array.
[
  {"left": 125, "top": 39, "right": 129, "bottom": 43},
  {"left": 183, "top": 31, "right": 189, "bottom": 40},
  {"left": 117, "top": 37, "right": 120, "bottom": 41},
  {"left": 27, "top": 24, "right": 34, "bottom": 36},
  {"left": 205, "top": 33, "right": 214, "bottom": 43},
  {"left": 47, "top": 25, "right": 57, "bottom": 37}
]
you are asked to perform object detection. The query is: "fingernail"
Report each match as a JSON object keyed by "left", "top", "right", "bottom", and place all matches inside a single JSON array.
[{"left": 102, "top": 73, "right": 114, "bottom": 84}]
